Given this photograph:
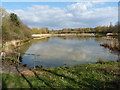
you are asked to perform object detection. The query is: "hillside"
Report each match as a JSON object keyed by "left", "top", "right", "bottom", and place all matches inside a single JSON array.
[{"left": 1, "top": 8, "right": 32, "bottom": 42}]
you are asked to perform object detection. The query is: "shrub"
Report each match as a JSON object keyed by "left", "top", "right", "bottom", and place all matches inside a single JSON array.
[{"left": 97, "top": 59, "right": 108, "bottom": 64}]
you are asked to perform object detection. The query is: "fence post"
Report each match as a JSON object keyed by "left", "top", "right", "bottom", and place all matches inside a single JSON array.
[
  {"left": 34, "top": 55, "right": 36, "bottom": 69},
  {"left": 17, "top": 52, "right": 20, "bottom": 65}
]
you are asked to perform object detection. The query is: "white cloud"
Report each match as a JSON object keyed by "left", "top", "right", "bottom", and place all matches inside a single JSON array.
[
  {"left": 2, "top": 0, "right": 119, "bottom": 2},
  {"left": 8, "top": 2, "right": 118, "bottom": 29},
  {"left": 68, "top": 2, "right": 93, "bottom": 11}
]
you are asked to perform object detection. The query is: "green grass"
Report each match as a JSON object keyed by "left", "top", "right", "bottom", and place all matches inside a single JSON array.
[{"left": 2, "top": 61, "right": 120, "bottom": 89}]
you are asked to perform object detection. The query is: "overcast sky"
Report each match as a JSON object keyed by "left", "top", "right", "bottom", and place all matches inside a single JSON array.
[{"left": 3, "top": 2, "right": 118, "bottom": 30}]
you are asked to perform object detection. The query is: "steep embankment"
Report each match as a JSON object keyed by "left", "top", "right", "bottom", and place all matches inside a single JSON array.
[{"left": 2, "top": 8, "right": 32, "bottom": 42}]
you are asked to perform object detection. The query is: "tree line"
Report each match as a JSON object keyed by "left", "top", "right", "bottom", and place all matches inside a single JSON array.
[
  {"left": 31, "top": 27, "right": 49, "bottom": 34},
  {"left": 48, "top": 23, "right": 120, "bottom": 35}
]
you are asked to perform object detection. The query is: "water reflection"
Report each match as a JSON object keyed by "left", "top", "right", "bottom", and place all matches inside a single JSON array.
[{"left": 22, "top": 36, "right": 118, "bottom": 67}]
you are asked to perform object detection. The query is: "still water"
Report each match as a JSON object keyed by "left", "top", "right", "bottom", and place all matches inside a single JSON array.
[{"left": 21, "top": 36, "right": 118, "bottom": 68}]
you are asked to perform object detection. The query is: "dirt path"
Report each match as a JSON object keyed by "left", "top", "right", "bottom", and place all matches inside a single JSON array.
[
  {"left": 2, "top": 59, "right": 47, "bottom": 77},
  {"left": 2, "top": 60, "right": 29, "bottom": 74}
]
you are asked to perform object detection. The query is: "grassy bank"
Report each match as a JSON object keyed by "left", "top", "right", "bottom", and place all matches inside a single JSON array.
[{"left": 2, "top": 61, "right": 120, "bottom": 89}]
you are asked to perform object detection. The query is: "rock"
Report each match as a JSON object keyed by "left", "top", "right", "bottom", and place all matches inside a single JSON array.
[
  {"left": 23, "top": 64, "right": 27, "bottom": 67},
  {"left": 21, "top": 70, "right": 34, "bottom": 76},
  {"left": 64, "top": 63, "right": 67, "bottom": 65},
  {"left": 21, "top": 70, "right": 46, "bottom": 77},
  {"left": 35, "top": 65, "right": 43, "bottom": 68}
]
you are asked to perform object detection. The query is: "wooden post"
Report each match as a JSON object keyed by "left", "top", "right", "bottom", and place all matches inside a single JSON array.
[
  {"left": 17, "top": 53, "right": 20, "bottom": 65},
  {"left": 34, "top": 55, "right": 36, "bottom": 69},
  {"left": 3, "top": 52, "right": 6, "bottom": 60}
]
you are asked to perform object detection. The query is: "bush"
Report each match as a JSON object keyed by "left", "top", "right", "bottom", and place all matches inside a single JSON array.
[{"left": 97, "top": 59, "right": 108, "bottom": 64}]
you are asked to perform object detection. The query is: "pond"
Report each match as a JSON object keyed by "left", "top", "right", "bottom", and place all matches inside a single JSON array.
[{"left": 21, "top": 36, "right": 118, "bottom": 68}]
